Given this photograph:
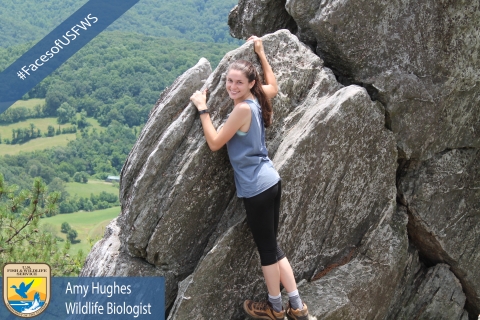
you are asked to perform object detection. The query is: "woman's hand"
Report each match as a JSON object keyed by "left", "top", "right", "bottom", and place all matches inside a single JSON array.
[
  {"left": 190, "top": 89, "right": 208, "bottom": 111},
  {"left": 248, "top": 35, "right": 278, "bottom": 99},
  {"left": 247, "top": 35, "right": 264, "bottom": 55}
]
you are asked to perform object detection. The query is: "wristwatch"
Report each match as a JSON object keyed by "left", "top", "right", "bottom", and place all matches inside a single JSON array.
[{"left": 198, "top": 109, "right": 209, "bottom": 115}]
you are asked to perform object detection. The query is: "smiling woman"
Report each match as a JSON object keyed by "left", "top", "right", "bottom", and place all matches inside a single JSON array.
[{"left": 189, "top": 36, "right": 310, "bottom": 320}]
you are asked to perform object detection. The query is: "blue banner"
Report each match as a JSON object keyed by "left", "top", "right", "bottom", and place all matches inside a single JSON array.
[
  {"left": 1, "top": 277, "right": 165, "bottom": 319},
  {"left": 0, "top": 0, "right": 140, "bottom": 115}
]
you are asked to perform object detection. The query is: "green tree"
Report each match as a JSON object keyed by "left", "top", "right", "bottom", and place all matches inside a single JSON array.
[
  {"left": 60, "top": 222, "right": 71, "bottom": 234},
  {"left": 57, "top": 102, "right": 76, "bottom": 124},
  {"left": 76, "top": 111, "right": 90, "bottom": 129},
  {"left": 44, "top": 90, "right": 67, "bottom": 116},
  {"left": 47, "top": 125, "right": 55, "bottom": 137},
  {"left": 67, "top": 229, "right": 78, "bottom": 243},
  {"left": 73, "top": 172, "right": 89, "bottom": 183},
  {"left": 48, "top": 177, "right": 69, "bottom": 201},
  {"left": 0, "top": 173, "right": 84, "bottom": 276}
]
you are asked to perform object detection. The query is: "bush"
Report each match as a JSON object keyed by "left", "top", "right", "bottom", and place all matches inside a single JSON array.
[
  {"left": 67, "top": 229, "right": 78, "bottom": 243},
  {"left": 73, "top": 171, "right": 89, "bottom": 183},
  {"left": 60, "top": 222, "right": 71, "bottom": 233}
]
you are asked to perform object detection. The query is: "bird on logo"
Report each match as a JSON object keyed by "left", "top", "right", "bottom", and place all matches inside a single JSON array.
[{"left": 10, "top": 280, "right": 34, "bottom": 299}]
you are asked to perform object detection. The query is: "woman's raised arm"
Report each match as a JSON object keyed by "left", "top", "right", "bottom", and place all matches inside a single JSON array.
[{"left": 248, "top": 36, "right": 278, "bottom": 99}]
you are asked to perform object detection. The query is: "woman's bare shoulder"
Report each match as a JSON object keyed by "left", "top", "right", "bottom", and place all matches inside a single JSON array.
[{"left": 234, "top": 101, "right": 251, "bottom": 112}]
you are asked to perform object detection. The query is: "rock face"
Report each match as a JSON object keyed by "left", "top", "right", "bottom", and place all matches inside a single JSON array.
[
  {"left": 229, "top": 0, "right": 480, "bottom": 161},
  {"left": 228, "top": 0, "right": 297, "bottom": 40},
  {"left": 167, "top": 52, "right": 398, "bottom": 318},
  {"left": 229, "top": 0, "right": 480, "bottom": 317},
  {"left": 398, "top": 148, "right": 480, "bottom": 314},
  {"left": 388, "top": 261, "right": 468, "bottom": 320},
  {"left": 82, "top": 1, "right": 479, "bottom": 319}
]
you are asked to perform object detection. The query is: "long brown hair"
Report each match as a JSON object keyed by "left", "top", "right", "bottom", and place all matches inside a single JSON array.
[{"left": 227, "top": 60, "right": 273, "bottom": 128}]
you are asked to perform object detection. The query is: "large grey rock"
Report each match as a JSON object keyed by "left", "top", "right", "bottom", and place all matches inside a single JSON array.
[
  {"left": 288, "top": 0, "right": 480, "bottom": 160},
  {"left": 230, "top": 0, "right": 480, "bottom": 160},
  {"left": 297, "top": 207, "right": 409, "bottom": 319},
  {"left": 398, "top": 148, "right": 480, "bottom": 314},
  {"left": 228, "top": 0, "right": 297, "bottom": 40},
  {"left": 392, "top": 262, "right": 466, "bottom": 320},
  {"left": 82, "top": 25, "right": 475, "bottom": 318},
  {"left": 386, "top": 240, "right": 468, "bottom": 320},
  {"left": 225, "top": 2, "right": 480, "bottom": 317},
  {"left": 85, "top": 30, "right": 336, "bottom": 310},
  {"left": 166, "top": 39, "right": 399, "bottom": 317}
]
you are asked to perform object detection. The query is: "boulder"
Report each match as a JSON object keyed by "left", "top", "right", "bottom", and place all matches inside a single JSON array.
[
  {"left": 84, "top": 30, "right": 347, "bottom": 313},
  {"left": 81, "top": 21, "right": 477, "bottom": 317},
  {"left": 230, "top": 0, "right": 480, "bottom": 160},
  {"left": 398, "top": 148, "right": 480, "bottom": 314},
  {"left": 166, "top": 29, "right": 399, "bottom": 317},
  {"left": 297, "top": 207, "right": 409, "bottom": 319},
  {"left": 228, "top": 0, "right": 297, "bottom": 40},
  {"left": 387, "top": 259, "right": 468, "bottom": 320}
]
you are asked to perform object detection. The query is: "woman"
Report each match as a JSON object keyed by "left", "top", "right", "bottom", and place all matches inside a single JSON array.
[{"left": 190, "top": 36, "right": 309, "bottom": 320}]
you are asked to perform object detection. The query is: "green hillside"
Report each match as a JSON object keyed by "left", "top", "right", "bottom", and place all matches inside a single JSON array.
[
  {"left": 0, "top": 32, "right": 237, "bottom": 128},
  {"left": 0, "top": 0, "right": 240, "bottom": 47}
]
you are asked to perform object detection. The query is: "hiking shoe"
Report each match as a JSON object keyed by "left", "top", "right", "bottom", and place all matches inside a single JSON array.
[
  {"left": 286, "top": 301, "right": 309, "bottom": 320},
  {"left": 243, "top": 300, "right": 285, "bottom": 320}
]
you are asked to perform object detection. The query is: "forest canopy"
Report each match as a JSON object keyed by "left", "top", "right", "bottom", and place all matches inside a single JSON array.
[
  {"left": 0, "top": 0, "right": 241, "bottom": 47},
  {"left": 0, "top": 32, "right": 237, "bottom": 127}
]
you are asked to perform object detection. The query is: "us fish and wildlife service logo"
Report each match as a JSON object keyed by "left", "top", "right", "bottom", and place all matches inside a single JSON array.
[{"left": 3, "top": 263, "right": 51, "bottom": 317}]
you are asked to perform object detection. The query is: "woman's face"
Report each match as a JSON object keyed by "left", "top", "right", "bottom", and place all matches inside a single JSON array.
[{"left": 226, "top": 69, "right": 255, "bottom": 102}]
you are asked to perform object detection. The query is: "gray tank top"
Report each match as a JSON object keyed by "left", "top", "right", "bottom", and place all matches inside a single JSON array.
[{"left": 226, "top": 98, "right": 280, "bottom": 198}]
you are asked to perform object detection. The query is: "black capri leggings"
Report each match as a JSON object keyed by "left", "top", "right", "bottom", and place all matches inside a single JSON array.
[{"left": 243, "top": 180, "right": 286, "bottom": 266}]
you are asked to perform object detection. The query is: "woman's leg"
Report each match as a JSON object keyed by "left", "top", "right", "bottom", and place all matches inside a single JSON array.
[
  {"left": 278, "top": 257, "right": 297, "bottom": 293},
  {"left": 271, "top": 181, "right": 306, "bottom": 315},
  {"left": 243, "top": 182, "right": 286, "bottom": 316},
  {"left": 270, "top": 180, "right": 297, "bottom": 293},
  {"left": 261, "top": 263, "right": 281, "bottom": 296},
  {"left": 243, "top": 181, "right": 308, "bottom": 317},
  {"left": 244, "top": 182, "right": 281, "bottom": 292}
]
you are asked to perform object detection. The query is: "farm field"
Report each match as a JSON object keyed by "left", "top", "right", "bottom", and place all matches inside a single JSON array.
[
  {"left": 9, "top": 98, "right": 45, "bottom": 110},
  {"left": 0, "top": 115, "right": 103, "bottom": 138},
  {"left": 0, "top": 108, "right": 104, "bottom": 156},
  {"left": 39, "top": 206, "right": 121, "bottom": 255},
  {"left": 0, "top": 133, "right": 76, "bottom": 156},
  {"left": 66, "top": 179, "right": 119, "bottom": 198}
]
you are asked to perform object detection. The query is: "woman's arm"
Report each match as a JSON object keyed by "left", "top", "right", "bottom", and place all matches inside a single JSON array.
[
  {"left": 190, "top": 89, "right": 250, "bottom": 151},
  {"left": 248, "top": 35, "right": 278, "bottom": 99}
]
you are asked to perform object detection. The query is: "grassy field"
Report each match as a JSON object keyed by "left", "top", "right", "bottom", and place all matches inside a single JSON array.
[
  {"left": 10, "top": 98, "right": 45, "bottom": 110},
  {"left": 39, "top": 206, "right": 121, "bottom": 255},
  {"left": 0, "top": 115, "right": 103, "bottom": 138},
  {"left": 0, "top": 113, "right": 104, "bottom": 156},
  {"left": 0, "top": 133, "right": 77, "bottom": 156},
  {"left": 66, "top": 179, "right": 119, "bottom": 198},
  {"left": 0, "top": 117, "right": 73, "bottom": 138}
]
